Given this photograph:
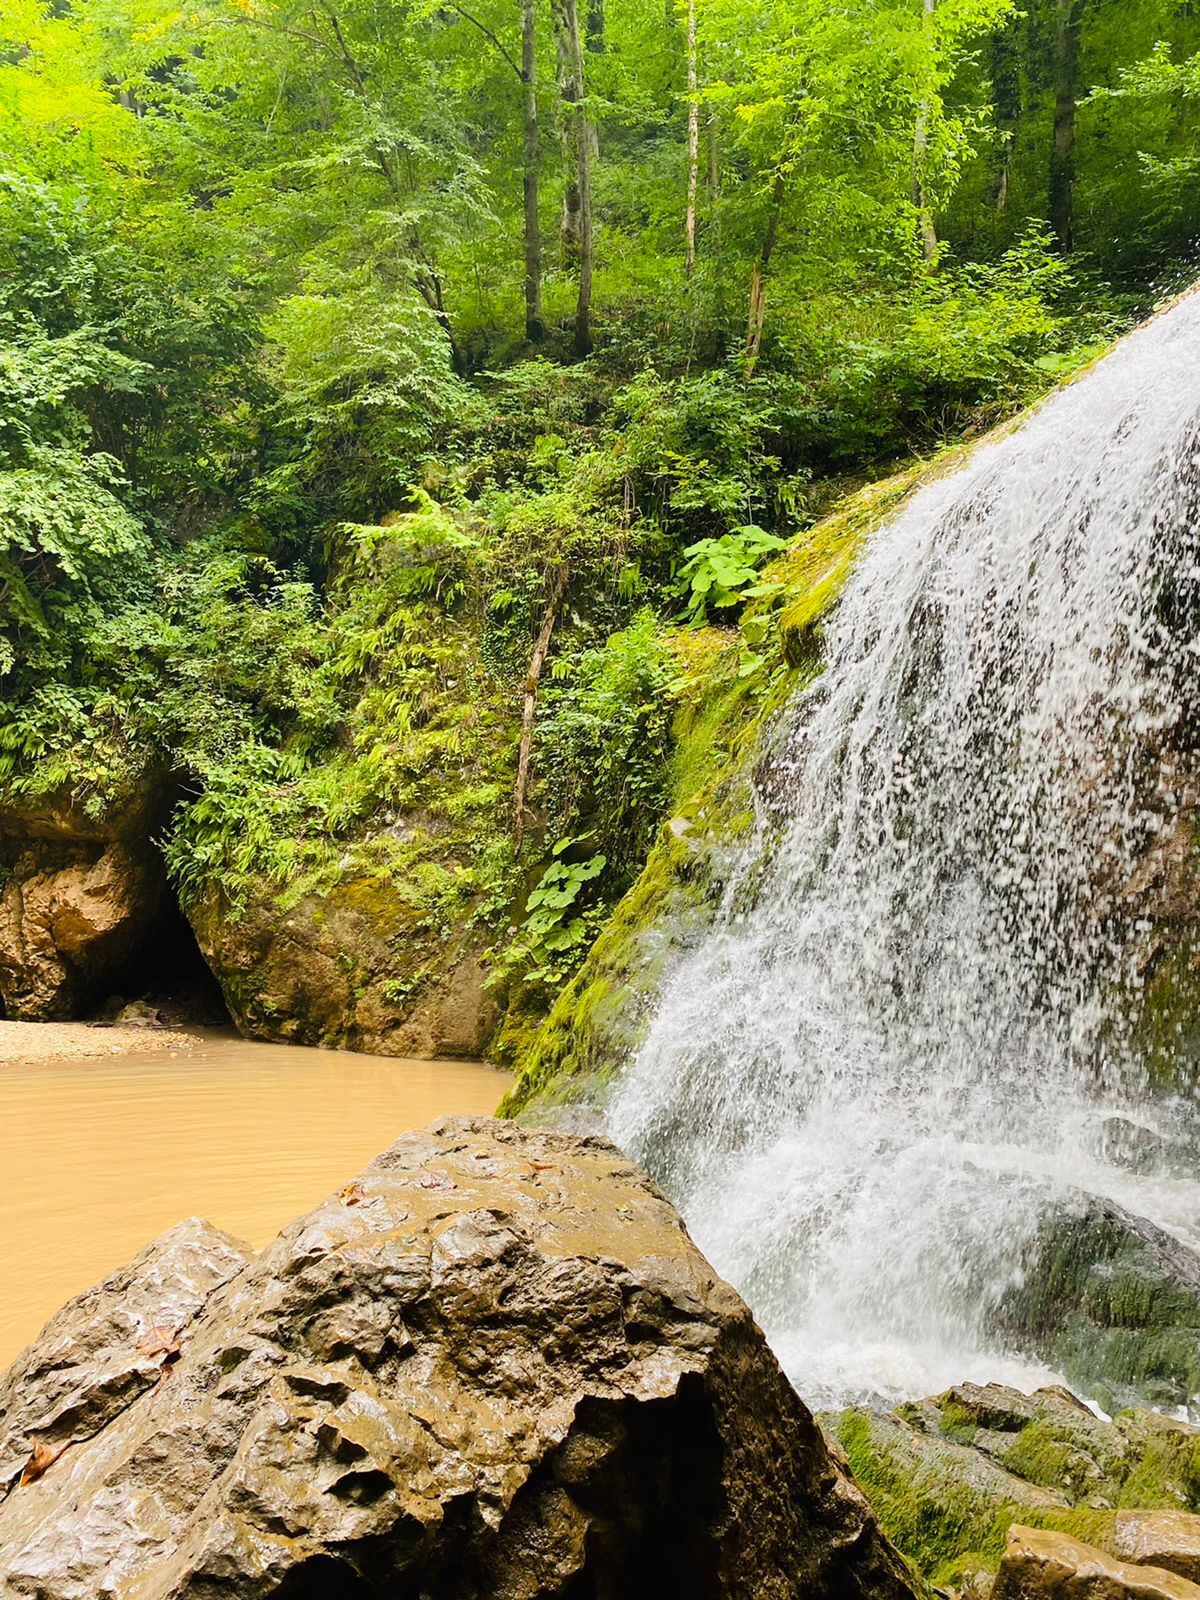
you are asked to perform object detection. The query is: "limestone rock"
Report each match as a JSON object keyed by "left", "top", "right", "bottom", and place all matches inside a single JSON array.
[
  {"left": 0, "top": 781, "right": 168, "bottom": 1020},
  {"left": 0, "top": 1218, "right": 253, "bottom": 1496},
  {"left": 993, "top": 1525, "right": 1200, "bottom": 1599},
  {"left": 191, "top": 879, "right": 499, "bottom": 1059},
  {"left": 1117, "top": 1512, "right": 1200, "bottom": 1584},
  {"left": 0, "top": 1118, "right": 925, "bottom": 1600}
]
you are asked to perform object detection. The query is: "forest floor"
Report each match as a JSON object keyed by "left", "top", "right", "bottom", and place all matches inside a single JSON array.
[{"left": 0, "top": 1019, "right": 206, "bottom": 1063}]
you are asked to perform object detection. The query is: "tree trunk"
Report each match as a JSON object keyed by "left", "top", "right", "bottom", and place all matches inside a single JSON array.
[
  {"left": 415, "top": 267, "right": 467, "bottom": 377},
  {"left": 586, "top": 0, "right": 604, "bottom": 52},
  {"left": 912, "top": 0, "right": 939, "bottom": 266},
  {"left": 684, "top": 0, "right": 699, "bottom": 278},
  {"left": 522, "top": 0, "right": 544, "bottom": 341},
  {"left": 743, "top": 169, "right": 785, "bottom": 376},
  {"left": 513, "top": 567, "right": 570, "bottom": 852},
  {"left": 552, "top": 0, "right": 594, "bottom": 356},
  {"left": 1049, "top": 0, "right": 1082, "bottom": 252},
  {"left": 989, "top": 15, "right": 1022, "bottom": 211}
]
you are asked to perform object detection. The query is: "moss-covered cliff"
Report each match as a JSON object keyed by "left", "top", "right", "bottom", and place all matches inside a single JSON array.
[{"left": 502, "top": 445, "right": 982, "bottom": 1111}]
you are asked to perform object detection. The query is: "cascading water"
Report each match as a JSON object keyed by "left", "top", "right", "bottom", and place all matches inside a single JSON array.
[{"left": 608, "top": 292, "right": 1200, "bottom": 1410}]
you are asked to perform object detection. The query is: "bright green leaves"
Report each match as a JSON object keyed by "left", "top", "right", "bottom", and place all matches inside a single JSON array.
[
  {"left": 507, "top": 845, "right": 610, "bottom": 986},
  {"left": 676, "top": 523, "right": 788, "bottom": 621},
  {"left": 257, "top": 291, "right": 472, "bottom": 520}
]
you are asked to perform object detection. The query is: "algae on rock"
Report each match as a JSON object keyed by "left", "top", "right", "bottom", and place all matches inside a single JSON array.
[
  {"left": 504, "top": 451, "right": 958, "bottom": 1112},
  {"left": 825, "top": 1383, "right": 1200, "bottom": 1592}
]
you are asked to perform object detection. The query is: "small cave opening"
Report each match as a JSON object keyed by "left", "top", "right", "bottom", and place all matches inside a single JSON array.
[{"left": 92, "top": 882, "right": 230, "bottom": 1031}]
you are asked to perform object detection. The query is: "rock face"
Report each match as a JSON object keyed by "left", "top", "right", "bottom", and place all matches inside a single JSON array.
[
  {"left": 828, "top": 1382, "right": 1200, "bottom": 1591},
  {"left": 0, "top": 1118, "right": 925, "bottom": 1600},
  {"left": 0, "top": 783, "right": 168, "bottom": 1020},
  {"left": 993, "top": 1525, "right": 1200, "bottom": 1599},
  {"left": 996, "top": 1193, "right": 1200, "bottom": 1412},
  {"left": 1116, "top": 1514, "right": 1200, "bottom": 1585},
  {"left": 0, "top": 1218, "right": 254, "bottom": 1496},
  {"left": 191, "top": 882, "right": 500, "bottom": 1058}
]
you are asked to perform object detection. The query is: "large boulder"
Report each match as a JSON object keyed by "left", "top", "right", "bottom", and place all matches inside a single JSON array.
[
  {"left": 994, "top": 1193, "right": 1200, "bottom": 1412},
  {"left": 0, "top": 1218, "right": 254, "bottom": 1496},
  {"left": 993, "top": 1525, "right": 1200, "bottom": 1600},
  {"left": 0, "top": 781, "right": 168, "bottom": 1020},
  {"left": 0, "top": 1117, "right": 926, "bottom": 1600},
  {"left": 190, "top": 877, "right": 499, "bottom": 1058},
  {"left": 1117, "top": 1513, "right": 1200, "bottom": 1585}
]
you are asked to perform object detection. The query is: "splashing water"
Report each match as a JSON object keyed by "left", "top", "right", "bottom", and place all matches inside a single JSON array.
[{"left": 608, "top": 293, "right": 1200, "bottom": 1409}]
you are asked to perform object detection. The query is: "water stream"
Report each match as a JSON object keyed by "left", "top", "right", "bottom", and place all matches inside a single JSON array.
[
  {"left": 0, "top": 1030, "right": 508, "bottom": 1366},
  {"left": 609, "top": 292, "right": 1200, "bottom": 1409}
]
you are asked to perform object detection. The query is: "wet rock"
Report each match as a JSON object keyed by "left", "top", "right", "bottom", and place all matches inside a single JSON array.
[
  {"left": 0, "top": 1118, "right": 925, "bottom": 1600},
  {"left": 0, "top": 1218, "right": 253, "bottom": 1497},
  {"left": 114, "top": 999, "right": 166, "bottom": 1027},
  {"left": 1116, "top": 1512, "right": 1200, "bottom": 1584},
  {"left": 191, "top": 879, "right": 500, "bottom": 1059},
  {"left": 992, "top": 1525, "right": 1200, "bottom": 1599},
  {"left": 826, "top": 1384, "right": 1200, "bottom": 1590},
  {"left": 995, "top": 1193, "right": 1200, "bottom": 1412},
  {"left": 0, "top": 781, "right": 168, "bottom": 1020},
  {"left": 941, "top": 1383, "right": 1039, "bottom": 1433}
]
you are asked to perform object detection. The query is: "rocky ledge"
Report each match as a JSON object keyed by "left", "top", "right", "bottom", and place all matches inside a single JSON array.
[
  {"left": 0, "top": 1118, "right": 924, "bottom": 1600},
  {"left": 828, "top": 1381, "right": 1200, "bottom": 1597}
]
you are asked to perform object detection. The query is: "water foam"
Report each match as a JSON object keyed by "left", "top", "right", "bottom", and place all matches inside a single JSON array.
[{"left": 608, "top": 293, "right": 1200, "bottom": 1409}]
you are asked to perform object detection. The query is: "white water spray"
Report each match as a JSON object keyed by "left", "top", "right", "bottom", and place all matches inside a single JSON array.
[{"left": 608, "top": 294, "right": 1200, "bottom": 1409}]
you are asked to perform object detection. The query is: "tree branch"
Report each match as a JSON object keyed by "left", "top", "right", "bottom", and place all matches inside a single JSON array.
[
  {"left": 443, "top": 1, "right": 524, "bottom": 81},
  {"left": 513, "top": 565, "right": 570, "bottom": 851}
]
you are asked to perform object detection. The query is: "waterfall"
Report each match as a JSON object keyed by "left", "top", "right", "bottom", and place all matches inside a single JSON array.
[{"left": 607, "top": 292, "right": 1200, "bottom": 1409}]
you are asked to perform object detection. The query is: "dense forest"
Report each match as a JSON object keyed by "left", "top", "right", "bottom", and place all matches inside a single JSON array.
[{"left": 3, "top": 0, "right": 1200, "bottom": 1052}]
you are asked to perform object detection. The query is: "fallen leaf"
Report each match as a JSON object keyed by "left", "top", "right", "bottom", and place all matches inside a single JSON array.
[
  {"left": 417, "top": 1170, "right": 456, "bottom": 1191},
  {"left": 340, "top": 1182, "right": 365, "bottom": 1206},
  {"left": 529, "top": 1162, "right": 561, "bottom": 1174},
  {"left": 20, "top": 1438, "right": 67, "bottom": 1486},
  {"left": 136, "top": 1325, "right": 181, "bottom": 1363}
]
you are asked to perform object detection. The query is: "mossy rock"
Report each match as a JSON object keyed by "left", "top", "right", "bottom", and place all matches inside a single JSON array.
[
  {"left": 825, "top": 1383, "right": 1200, "bottom": 1588},
  {"left": 190, "top": 862, "right": 500, "bottom": 1059},
  {"left": 994, "top": 1194, "right": 1200, "bottom": 1412}
]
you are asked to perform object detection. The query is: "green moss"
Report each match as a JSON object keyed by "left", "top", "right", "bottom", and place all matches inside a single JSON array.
[
  {"left": 833, "top": 1408, "right": 1022, "bottom": 1583},
  {"left": 503, "top": 436, "right": 988, "bottom": 1111},
  {"left": 1136, "top": 939, "right": 1200, "bottom": 1090},
  {"left": 827, "top": 1391, "right": 1200, "bottom": 1588},
  {"left": 1117, "top": 1422, "right": 1200, "bottom": 1508},
  {"left": 996, "top": 1200, "right": 1200, "bottom": 1410},
  {"left": 935, "top": 1402, "right": 980, "bottom": 1446},
  {"left": 999, "top": 1420, "right": 1115, "bottom": 1498}
]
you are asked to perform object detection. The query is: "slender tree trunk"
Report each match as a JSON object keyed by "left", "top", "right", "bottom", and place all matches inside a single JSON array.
[
  {"left": 989, "top": 16, "right": 1022, "bottom": 211},
  {"left": 585, "top": 0, "right": 604, "bottom": 52},
  {"left": 684, "top": 0, "right": 699, "bottom": 278},
  {"left": 912, "top": 0, "right": 939, "bottom": 266},
  {"left": 414, "top": 266, "right": 467, "bottom": 377},
  {"left": 513, "top": 566, "right": 570, "bottom": 852},
  {"left": 1049, "top": 0, "right": 1082, "bottom": 252},
  {"left": 744, "top": 169, "right": 785, "bottom": 376},
  {"left": 522, "top": 0, "right": 544, "bottom": 341},
  {"left": 552, "top": 0, "right": 594, "bottom": 356}
]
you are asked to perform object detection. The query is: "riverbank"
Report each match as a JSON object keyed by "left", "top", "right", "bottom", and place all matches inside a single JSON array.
[{"left": 0, "top": 1019, "right": 207, "bottom": 1063}]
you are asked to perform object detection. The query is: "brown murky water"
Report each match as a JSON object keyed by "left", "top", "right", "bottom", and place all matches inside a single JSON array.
[{"left": 0, "top": 1031, "right": 510, "bottom": 1366}]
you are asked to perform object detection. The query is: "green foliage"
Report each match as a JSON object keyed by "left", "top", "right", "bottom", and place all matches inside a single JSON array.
[
  {"left": 506, "top": 844, "right": 611, "bottom": 987},
  {"left": 0, "top": 0, "right": 1194, "bottom": 1053},
  {"left": 676, "top": 525, "right": 788, "bottom": 619},
  {"left": 539, "top": 612, "right": 677, "bottom": 859}
]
